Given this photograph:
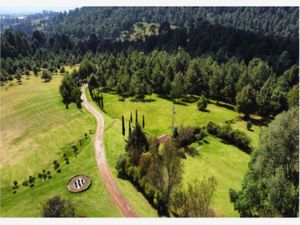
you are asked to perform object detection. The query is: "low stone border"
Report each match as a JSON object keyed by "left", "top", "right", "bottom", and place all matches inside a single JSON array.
[{"left": 67, "top": 174, "right": 92, "bottom": 193}]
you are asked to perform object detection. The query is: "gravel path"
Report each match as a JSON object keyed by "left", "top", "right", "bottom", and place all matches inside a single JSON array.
[{"left": 81, "top": 85, "right": 138, "bottom": 217}]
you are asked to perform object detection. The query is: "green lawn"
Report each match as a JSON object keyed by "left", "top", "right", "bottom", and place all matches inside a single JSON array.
[
  {"left": 98, "top": 92, "right": 259, "bottom": 217},
  {"left": 183, "top": 136, "right": 250, "bottom": 217},
  {"left": 101, "top": 93, "right": 239, "bottom": 136},
  {"left": 1, "top": 74, "right": 156, "bottom": 217},
  {"left": 85, "top": 90, "right": 158, "bottom": 217}
]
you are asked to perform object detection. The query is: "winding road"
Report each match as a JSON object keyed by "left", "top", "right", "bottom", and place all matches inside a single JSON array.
[{"left": 81, "top": 85, "right": 138, "bottom": 217}]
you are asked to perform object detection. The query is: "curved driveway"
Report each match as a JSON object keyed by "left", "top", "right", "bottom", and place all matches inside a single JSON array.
[{"left": 81, "top": 85, "right": 138, "bottom": 217}]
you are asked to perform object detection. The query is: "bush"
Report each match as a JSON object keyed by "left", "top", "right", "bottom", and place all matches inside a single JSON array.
[
  {"left": 41, "top": 70, "right": 52, "bottom": 82},
  {"left": 197, "top": 97, "right": 208, "bottom": 111},
  {"left": 42, "top": 196, "right": 75, "bottom": 217},
  {"left": 206, "top": 122, "right": 251, "bottom": 153},
  {"left": 207, "top": 121, "right": 220, "bottom": 135},
  {"left": 176, "top": 126, "right": 196, "bottom": 147},
  {"left": 118, "top": 97, "right": 125, "bottom": 101},
  {"left": 247, "top": 121, "right": 252, "bottom": 130},
  {"left": 116, "top": 154, "right": 129, "bottom": 178},
  {"left": 60, "top": 67, "right": 65, "bottom": 73},
  {"left": 192, "top": 127, "right": 207, "bottom": 140}
]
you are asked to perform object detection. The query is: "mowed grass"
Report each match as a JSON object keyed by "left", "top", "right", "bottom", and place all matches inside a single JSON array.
[
  {"left": 183, "top": 136, "right": 250, "bottom": 217},
  {"left": 99, "top": 92, "right": 259, "bottom": 217},
  {"left": 101, "top": 93, "right": 239, "bottom": 136},
  {"left": 0, "top": 74, "right": 121, "bottom": 217},
  {"left": 85, "top": 90, "right": 158, "bottom": 217}
]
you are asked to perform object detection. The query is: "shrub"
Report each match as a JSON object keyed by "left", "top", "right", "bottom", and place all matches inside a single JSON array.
[
  {"left": 60, "top": 67, "right": 65, "bottom": 73},
  {"left": 197, "top": 97, "right": 208, "bottom": 111},
  {"left": 42, "top": 196, "right": 75, "bottom": 217},
  {"left": 193, "top": 127, "right": 207, "bottom": 140},
  {"left": 22, "top": 180, "right": 28, "bottom": 186},
  {"left": 176, "top": 126, "right": 196, "bottom": 147},
  {"left": 247, "top": 121, "right": 252, "bottom": 130},
  {"left": 41, "top": 70, "right": 52, "bottom": 82},
  {"left": 206, "top": 122, "right": 251, "bottom": 153},
  {"left": 207, "top": 121, "right": 220, "bottom": 135},
  {"left": 116, "top": 154, "right": 129, "bottom": 178},
  {"left": 118, "top": 97, "right": 125, "bottom": 101}
]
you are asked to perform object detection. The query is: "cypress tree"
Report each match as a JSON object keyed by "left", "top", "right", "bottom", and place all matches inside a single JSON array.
[
  {"left": 100, "top": 94, "right": 104, "bottom": 109},
  {"left": 130, "top": 112, "right": 133, "bottom": 123},
  {"left": 122, "top": 115, "right": 125, "bottom": 136},
  {"left": 135, "top": 109, "right": 138, "bottom": 124},
  {"left": 129, "top": 121, "right": 132, "bottom": 135},
  {"left": 142, "top": 115, "right": 145, "bottom": 128}
]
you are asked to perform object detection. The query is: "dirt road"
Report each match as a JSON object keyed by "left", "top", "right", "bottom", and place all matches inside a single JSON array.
[{"left": 81, "top": 85, "right": 138, "bottom": 217}]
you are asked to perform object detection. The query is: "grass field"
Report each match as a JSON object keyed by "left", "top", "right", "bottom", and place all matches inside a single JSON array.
[
  {"left": 0, "top": 73, "right": 156, "bottom": 217},
  {"left": 101, "top": 93, "right": 240, "bottom": 136},
  {"left": 85, "top": 90, "right": 158, "bottom": 217},
  {"left": 183, "top": 136, "right": 250, "bottom": 217},
  {"left": 97, "top": 92, "right": 259, "bottom": 216}
]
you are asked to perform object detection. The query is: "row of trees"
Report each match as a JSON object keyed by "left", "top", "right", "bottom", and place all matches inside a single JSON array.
[
  {"left": 207, "top": 121, "right": 251, "bottom": 153},
  {"left": 78, "top": 50, "right": 298, "bottom": 118}
]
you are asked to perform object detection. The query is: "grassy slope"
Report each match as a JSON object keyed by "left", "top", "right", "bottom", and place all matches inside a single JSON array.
[
  {"left": 98, "top": 92, "right": 258, "bottom": 217},
  {"left": 85, "top": 89, "right": 158, "bottom": 217},
  {"left": 184, "top": 136, "right": 249, "bottom": 217},
  {"left": 101, "top": 93, "right": 239, "bottom": 136},
  {"left": 0, "top": 74, "right": 121, "bottom": 217}
]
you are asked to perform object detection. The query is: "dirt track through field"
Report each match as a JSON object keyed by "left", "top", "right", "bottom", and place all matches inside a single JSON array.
[{"left": 81, "top": 85, "right": 138, "bottom": 217}]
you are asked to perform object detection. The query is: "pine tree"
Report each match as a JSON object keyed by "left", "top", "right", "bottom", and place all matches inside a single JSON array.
[
  {"left": 130, "top": 112, "right": 133, "bottom": 123},
  {"left": 142, "top": 115, "right": 145, "bottom": 128},
  {"left": 100, "top": 94, "right": 104, "bottom": 109},
  {"left": 135, "top": 109, "right": 138, "bottom": 124},
  {"left": 129, "top": 121, "right": 132, "bottom": 135},
  {"left": 122, "top": 115, "right": 125, "bottom": 136}
]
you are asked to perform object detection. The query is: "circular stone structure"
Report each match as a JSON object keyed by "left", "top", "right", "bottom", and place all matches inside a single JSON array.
[{"left": 67, "top": 174, "right": 92, "bottom": 193}]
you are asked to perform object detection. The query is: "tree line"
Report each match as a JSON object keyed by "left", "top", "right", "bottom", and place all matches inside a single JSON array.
[
  {"left": 1, "top": 9, "right": 298, "bottom": 82},
  {"left": 58, "top": 50, "right": 298, "bottom": 118}
]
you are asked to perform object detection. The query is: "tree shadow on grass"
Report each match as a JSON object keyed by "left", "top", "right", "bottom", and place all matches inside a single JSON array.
[
  {"left": 129, "top": 98, "right": 155, "bottom": 103},
  {"left": 199, "top": 109, "right": 210, "bottom": 113},
  {"left": 215, "top": 102, "right": 235, "bottom": 111}
]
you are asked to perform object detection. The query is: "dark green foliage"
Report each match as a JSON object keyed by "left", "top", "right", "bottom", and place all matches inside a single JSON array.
[
  {"left": 79, "top": 60, "right": 96, "bottom": 82},
  {"left": 116, "top": 154, "right": 130, "bottom": 178},
  {"left": 128, "top": 121, "right": 132, "bottom": 135},
  {"left": 142, "top": 115, "right": 145, "bottom": 128},
  {"left": 207, "top": 122, "right": 251, "bottom": 153},
  {"left": 206, "top": 121, "right": 219, "bottom": 135},
  {"left": 41, "top": 70, "right": 52, "bottom": 82},
  {"left": 287, "top": 85, "right": 299, "bottom": 109},
  {"left": 126, "top": 123, "right": 149, "bottom": 165},
  {"left": 59, "top": 74, "right": 81, "bottom": 109},
  {"left": 135, "top": 109, "right": 138, "bottom": 124},
  {"left": 53, "top": 161, "right": 60, "bottom": 171},
  {"left": 230, "top": 107, "right": 299, "bottom": 217},
  {"left": 88, "top": 73, "right": 99, "bottom": 91},
  {"left": 236, "top": 84, "right": 257, "bottom": 117},
  {"left": 42, "top": 196, "right": 75, "bottom": 217},
  {"left": 22, "top": 180, "right": 28, "bottom": 187},
  {"left": 130, "top": 112, "right": 133, "bottom": 123},
  {"left": 121, "top": 115, "right": 125, "bottom": 136},
  {"left": 60, "top": 67, "right": 65, "bottom": 73},
  {"left": 246, "top": 121, "right": 252, "bottom": 131},
  {"left": 197, "top": 97, "right": 208, "bottom": 111},
  {"left": 174, "top": 126, "right": 196, "bottom": 148}
]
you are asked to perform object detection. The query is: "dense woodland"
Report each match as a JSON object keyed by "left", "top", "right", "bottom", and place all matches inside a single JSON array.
[
  {"left": 1, "top": 7, "right": 299, "bottom": 218},
  {"left": 60, "top": 50, "right": 298, "bottom": 119}
]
